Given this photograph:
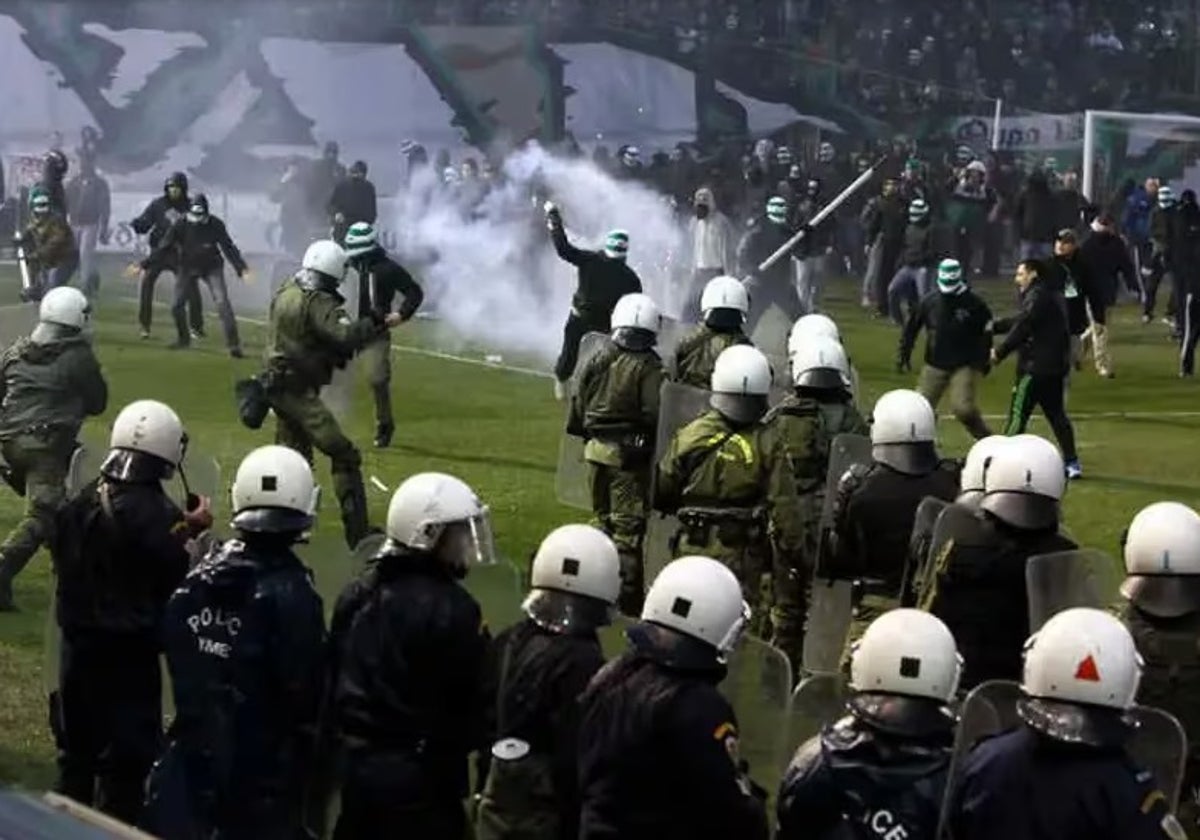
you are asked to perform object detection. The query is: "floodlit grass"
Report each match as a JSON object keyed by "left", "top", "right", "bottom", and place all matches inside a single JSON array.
[{"left": 0, "top": 263, "right": 1196, "bottom": 798}]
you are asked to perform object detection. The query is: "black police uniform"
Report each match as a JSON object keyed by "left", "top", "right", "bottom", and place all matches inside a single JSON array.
[
  {"left": 576, "top": 623, "right": 768, "bottom": 840},
  {"left": 142, "top": 208, "right": 248, "bottom": 352},
  {"left": 951, "top": 723, "right": 1185, "bottom": 840},
  {"left": 46, "top": 453, "right": 199, "bottom": 825},
  {"left": 477, "top": 591, "right": 608, "bottom": 840},
  {"left": 144, "top": 537, "right": 326, "bottom": 840},
  {"left": 778, "top": 697, "right": 954, "bottom": 840},
  {"left": 547, "top": 212, "right": 643, "bottom": 385},
  {"left": 130, "top": 172, "right": 202, "bottom": 335},
  {"left": 828, "top": 449, "right": 960, "bottom": 612},
  {"left": 330, "top": 544, "right": 489, "bottom": 839},
  {"left": 926, "top": 510, "right": 1075, "bottom": 690}
]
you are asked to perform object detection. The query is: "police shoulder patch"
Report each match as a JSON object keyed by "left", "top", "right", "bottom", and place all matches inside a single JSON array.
[{"left": 713, "top": 721, "right": 739, "bottom": 765}]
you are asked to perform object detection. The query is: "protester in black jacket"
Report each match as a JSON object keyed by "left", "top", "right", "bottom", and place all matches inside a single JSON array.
[
  {"left": 329, "top": 160, "right": 377, "bottom": 245},
  {"left": 861, "top": 178, "right": 907, "bottom": 317},
  {"left": 991, "top": 259, "right": 1081, "bottom": 478},
  {"left": 1079, "top": 216, "right": 1132, "bottom": 378},
  {"left": 898, "top": 258, "right": 993, "bottom": 438},
  {"left": 1175, "top": 192, "right": 1200, "bottom": 376},
  {"left": 129, "top": 172, "right": 202, "bottom": 338},
  {"left": 1014, "top": 170, "right": 1058, "bottom": 260},
  {"left": 1046, "top": 229, "right": 1110, "bottom": 379}
]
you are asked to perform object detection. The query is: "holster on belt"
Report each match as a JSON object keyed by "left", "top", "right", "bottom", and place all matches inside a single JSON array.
[{"left": 676, "top": 505, "right": 765, "bottom": 546}]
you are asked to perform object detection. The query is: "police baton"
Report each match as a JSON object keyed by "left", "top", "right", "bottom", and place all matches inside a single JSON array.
[{"left": 756, "top": 156, "right": 886, "bottom": 275}]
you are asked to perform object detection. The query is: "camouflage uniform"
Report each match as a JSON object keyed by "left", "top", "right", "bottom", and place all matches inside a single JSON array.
[
  {"left": 1123, "top": 605, "right": 1200, "bottom": 832},
  {"left": 672, "top": 325, "right": 751, "bottom": 390},
  {"left": 654, "top": 410, "right": 805, "bottom": 643},
  {"left": 263, "top": 276, "right": 388, "bottom": 549},
  {"left": 568, "top": 343, "right": 663, "bottom": 614},
  {"left": 0, "top": 329, "right": 107, "bottom": 609},
  {"left": 21, "top": 212, "right": 79, "bottom": 295},
  {"left": 764, "top": 394, "right": 869, "bottom": 666}
]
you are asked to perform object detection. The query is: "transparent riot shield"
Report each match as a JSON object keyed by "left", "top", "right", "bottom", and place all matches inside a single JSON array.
[
  {"left": 644, "top": 381, "right": 713, "bottom": 587},
  {"left": 319, "top": 268, "right": 361, "bottom": 424},
  {"left": 749, "top": 301, "right": 792, "bottom": 362},
  {"left": 597, "top": 614, "right": 636, "bottom": 660},
  {"left": 656, "top": 315, "right": 688, "bottom": 373},
  {"left": 802, "top": 578, "right": 854, "bottom": 676},
  {"left": 1025, "top": 550, "right": 1120, "bottom": 632},
  {"left": 765, "top": 352, "right": 791, "bottom": 405},
  {"left": 916, "top": 502, "right": 991, "bottom": 611},
  {"left": 0, "top": 302, "right": 38, "bottom": 347},
  {"left": 555, "top": 331, "right": 612, "bottom": 510},
  {"left": 346, "top": 528, "right": 523, "bottom": 633},
  {"left": 722, "top": 634, "right": 794, "bottom": 788},
  {"left": 902, "top": 496, "right": 950, "bottom": 607},
  {"left": 816, "top": 434, "right": 873, "bottom": 536},
  {"left": 787, "top": 671, "right": 849, "bottom": 757}
]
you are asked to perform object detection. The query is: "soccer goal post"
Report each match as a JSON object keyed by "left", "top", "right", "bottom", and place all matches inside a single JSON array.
[{"left": 1082, "top": 109, "right": 1200, "bottom": 204}]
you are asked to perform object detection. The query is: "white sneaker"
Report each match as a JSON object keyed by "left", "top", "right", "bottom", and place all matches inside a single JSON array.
[{"left": 553, "top": 380, "right": 567, "bottom": 401}]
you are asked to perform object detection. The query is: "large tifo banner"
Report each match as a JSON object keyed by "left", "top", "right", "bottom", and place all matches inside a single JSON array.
[{"left": 945, "top": 112, "right": 1085, "bottom": 152}]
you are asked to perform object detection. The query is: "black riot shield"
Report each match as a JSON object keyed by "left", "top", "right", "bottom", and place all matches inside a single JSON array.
[
  {"left": 787, "top": 671, "right": 849, "bottom": 756},
  {"left": 937, "top": 680, "right": 1189, "bottom": 835},
  {"left": 902, "top": 496, "right": 950, "bottom": 607},
  {"left": 644, "top": 381, "right": 713, "bottom": 588},
  {"left": 1025, "top": 550, "right": 1120, "bottom": 632},
  {"left": 555, "top": 331, "right": 613, "bottom": 511}
]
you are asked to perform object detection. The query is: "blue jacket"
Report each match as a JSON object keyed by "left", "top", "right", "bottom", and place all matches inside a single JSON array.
[{"left": 1123, "top": 187, "right": 1154, "bottom": 243}]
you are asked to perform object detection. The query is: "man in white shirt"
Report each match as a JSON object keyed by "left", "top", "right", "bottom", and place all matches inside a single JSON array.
[{"left": 685, "top": 187, "right": 735, "bottom": 322}]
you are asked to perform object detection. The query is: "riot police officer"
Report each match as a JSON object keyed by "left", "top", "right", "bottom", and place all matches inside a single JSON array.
[
  {"left": 48, "top": 400, "right": 213, "bottom": 825},
  {"left": 262, "top": 239, "right": 403, "bottom": 549},
  {"left": 0, "top": 287, "right": 106, "bottom": 610},
  {"left": 330, "top": 472, "right": 492, "bottom": 839},
  {"left": 948, "top": 608, "right": 1186, "bottom": 840},
  {"left": 654, "top": 345, "right": 805, "bottom": 644},
  {"left": 826, "top": 390, "right": 958, "bottom": 640},
  {"left": 577, "top": 556, "right": 768, "bottom": 840},
  {"left": 925, "top": 434, "right": 1076, "bottom": 689},
  {"left": 1120, "top": 501, "right": 1200, "bottom": 833},
  {"left": 671, "top": 275, "right": 751, "bottom": 389},
  {"left": 145, "top": 445, "right": 326, "bottom": 840},
  {"left": 568, "top": 292, "right": 664, "bottom": 614},
  {"left": 476, "top": 524, "right": 620, "bottom": 840},
  {"left": 778, "top": 609, "right": 962, "bottom": 839}
]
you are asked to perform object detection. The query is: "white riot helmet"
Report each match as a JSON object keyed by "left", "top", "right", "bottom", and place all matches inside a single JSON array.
[
  {"left": 957, "top": 435, "right": 1011, "bottom": 508},
  {"left": 786, "top": 313, "right": 840, "bottom": 357},
  {"left": 103, "top": 399, "right": 186, "bottom": 482},
  {"left": 386, "top": 472, "right": 494, "bottom": 576},
  {"left": 1120, "top": 501, "right": 1200, "bottom": 618},
  {"left": 870, "top": 390, "right": 938, "bottom": 475},
  {"left": 524, "top": 525, "right": 621, "bottom": 633},
  {"left": 1019, "top": 608, "right": 1143, "bottom": 745},
  {"left": 302, "top": 239, "right": 348, "bottom": 283},
  {"left": 790, "top": 334, "right": 851, "bottom": 393},
  {"left": 39, "top": 287, "right": 90, "bottom": 329},
  {"left": 849, "top": 610, "right": 962, "bottom": 735},
  {"left": 230, "top": 445, "right": 318, "bottom": 535},
  {"left": 980, "top": 433, "right": 1064, "bottom": 530},
  {"left": 700, "top": 275, "right": 750, "bottom": 319},
  {"left": 710, "top": 344, "right": 772, "bottom": 425},
  {"left": 609, "top": 292, "right": 661, "bottom": 352},
  {"left": 641, "top": 556, "right": 749, "bottom": 657}
]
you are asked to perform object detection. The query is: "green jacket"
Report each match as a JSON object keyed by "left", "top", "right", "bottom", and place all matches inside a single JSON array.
[
  {"left": 655, "top": 410, "right": 804, "bottom": 556},
  {"left": 570, "top": 345, "right": 663, "bottom": 441},
  {"left": 672, "top": 326, "right": 751, "bottom": 390},
  {"left": 265, "top": 277, "right": 386, "bottom": 390},
  {"left": 0, "top": 331, "right": 107, "bottom": 446},
  {"left": 766, "top": 395, "right": 869, "bottom": 493}
]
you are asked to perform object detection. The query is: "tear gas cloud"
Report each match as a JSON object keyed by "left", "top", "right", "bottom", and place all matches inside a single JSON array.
[{"left": 389, "top": 144, "right": 689, "bottom": 361}]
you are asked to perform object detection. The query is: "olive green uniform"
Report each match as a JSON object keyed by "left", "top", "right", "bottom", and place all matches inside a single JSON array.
[
  {"left": 1123, "top": 605, "right": 1200, "bottom": 832},
  {"left": 264, "top": 277, "right": 388, "bottom": 549},
  {"left": 654, "top": 410, "right": 805, "bottom": 645},
  {"left": 764, "top": 394, "right": 869, "bottom": 666},
  {"left": 672, "top": 326, "right": 750, "bottom": 389},
  {"left": 0, "top": 330, "right": 107, "bottom": 608},
  {"left": 568, "top": 343, "right": 663, "bottom": 614}
]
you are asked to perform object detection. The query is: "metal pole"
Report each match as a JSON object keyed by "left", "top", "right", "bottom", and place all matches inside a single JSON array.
[
  {"left": 757, "top": 157, "right": 883, "bottom": 274},
  {"left": 991, "top": 98, "right": 1003, "bottom": 152},
  {"left": 1082, "top": 110, "right": 1096, "bottom": 202}
]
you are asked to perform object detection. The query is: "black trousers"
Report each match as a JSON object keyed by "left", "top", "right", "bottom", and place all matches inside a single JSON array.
[
  {"left": 333, "top": 750, "right": 466, "bottom": 840},
  {"left": 1003, "top": 372, "right": 1078, "bottom": 462},
  {"left": 554, "top": 312, "right": 606, "bottom": 383},
  {"left": 139, "top": 266, "right": 203, "bottom": 332},
  {"left": 1180, "top": 292, "right": 1200, "bottom": 374},
  {"left": 51, "top": 631, "right": 162, "bottom": 826}
]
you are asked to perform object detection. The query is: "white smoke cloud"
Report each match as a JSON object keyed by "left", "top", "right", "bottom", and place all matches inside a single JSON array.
[{"left": 389, "top": 144, "right": 690, "bottom": 362}]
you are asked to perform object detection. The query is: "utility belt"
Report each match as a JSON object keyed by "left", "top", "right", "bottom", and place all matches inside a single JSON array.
[
  {"left": 851, "top": 577, "right": 901, "bottom": 606},
  {"left": 675, "top": 505, "right": 766, "bottom": 546},
  {"left": 590, "top": 431, "right": 653, "bottom": 468}
]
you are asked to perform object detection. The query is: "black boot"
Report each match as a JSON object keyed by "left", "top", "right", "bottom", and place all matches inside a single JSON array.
[
  {"left": 0, "top": 571, "right": 15, "bottom": 612},
  {"left": 373, "top": 422, "right": 394, "bottom": 449}
]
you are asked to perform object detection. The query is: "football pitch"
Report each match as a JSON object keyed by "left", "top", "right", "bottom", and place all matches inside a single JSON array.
[{"left": 0, "top": 264, "right": 1197, "bottom": 794}]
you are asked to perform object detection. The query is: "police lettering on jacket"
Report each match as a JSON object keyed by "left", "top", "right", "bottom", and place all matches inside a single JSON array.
[{"left": 185, "top": 606, "right": 242, "bottom": 658}]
